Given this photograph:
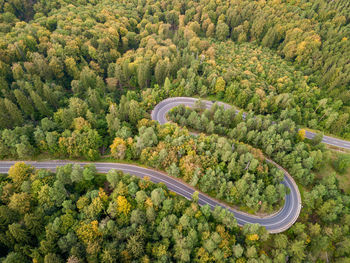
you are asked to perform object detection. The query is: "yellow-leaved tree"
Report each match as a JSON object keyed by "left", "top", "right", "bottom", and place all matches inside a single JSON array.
[
  {"left": 215, "top": 77, "right": 226, "bottom": 93},
  {"left": 298, "top": 129, "right": 306, "bottom": 141},
  {"left": 117, "top": 195, "right": 131, "bottom": 215},
  {"left": 110, "top": 137, "right": 127, "bottom": 159}
]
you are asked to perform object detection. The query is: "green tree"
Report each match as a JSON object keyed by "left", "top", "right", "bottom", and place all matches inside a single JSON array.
[
  {"left": 216, "top": 22, "right": 229, "bottom": 41},
  {"left": 30, "top": 91, "right": 52, "bottom": 117},
  {"left": 4, "top": 98, "right": 23, "bottom": 127},
  {"left": 8, "top": 192, "right": 31, "bottom": 214},
  {"left": 137, "top": 59, "right": 150, "bottom": 88},
  {"left": 155, "top": 59, "right": 169, "bottom": 85},
  {"left": 333, "top": 154, "right": 350, "bottom": 174},
  {"left": 151, "top": 188, "right": 165, "bottom": 207},
  {"left": 8, "top": 162, "right": 33, "bottom": 188},
  {"left": 0, "top": 98, "right": 11, "bottom": 128},
  {"left": 14, "top": 89, "right": 34, "bottom": 118},
  {"left": 16, "top": 135, "right": 34, "bottom": 159}
]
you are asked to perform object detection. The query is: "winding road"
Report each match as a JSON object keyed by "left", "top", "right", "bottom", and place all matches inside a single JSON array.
[
  {"left": 0, "top": 159, "right": 300, "bottom": 233},
  {"left": 3, "top": 96, "right": 348, "bottom": 233},
  {"left": 152, "top": 97, "right": 301, "bottom": 233},
  {"left": 152, "top": 97, "right": 350, "bottom": 150}
]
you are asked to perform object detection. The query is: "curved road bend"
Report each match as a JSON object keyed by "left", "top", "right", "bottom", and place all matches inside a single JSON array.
[
  {"left": 0, "top": 160, "right": 299, "bottom": 233},
  {"left": 151, "top": 97, "right": 302, "bottom": 233},
  {"left": 152, "top": 97, "right": 350, "bottom": 150}
]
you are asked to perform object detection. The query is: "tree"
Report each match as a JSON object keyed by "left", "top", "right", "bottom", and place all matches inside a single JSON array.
[
  {"left": 317, "top": 199, "right": 343, "bottom": 223},
  {"left": 49, "top": 181, "right": 67, "bottom": 207},
  {"left": 4, "top": 98, "right": 23, "bottom": 126},
  {"left": 58, "top": 127, "right": 102, "bottom": 160},
  {"left": 216, "top": 22, "right": 229, "bottom": 41},
  {"left": 44, "top": 253, "right": 63, "bottom": 263},
  {"left": 106, "top": 104, "right": 121, "bottom": 136},
  {"left": 215, "top": 77, "right": 226, "bottom": 94},
  {"left": 106, "top": 170, "right": 120, "bottom": 189},
  {"left": 76, "top": 220, "right": 102, "bottom": 246},
  {"left": 16, "top": 135, "right": 34, "bottom": 159},
  {"left": 166, "top": 163, "right": 180, "bottom": 178},
  {"left": 166, "top": 10, "right": 179, "bottom": 30},
  {"left": 192, "top": 191, "right": 199, "bottom": 203},
  {"left": 0, "top": 98, "right": 11, "bottom": 128},
  {"left": 8, "top": 192, "right": 31, "bottom": 214},
  {"left": 137, "top": 59, "right": 150, "bottom": 88},
  {"left": 273, "top": 234, "right": 288, "bottom": 249},
  {"left": 110, "top": 137, "right": 127, "bottom": 160},
  {"left": 289, "top": 240, "right": 306, "bottom": 262},
  {"left": 2, "top": 252, "right": 27, "bottom": 263},
  {"left": 333, "top": 154, "right": 350, "bottom": 174},
  {"left": 83, "top": 164, "right": 96, "bottom": 181},
  {"left": 136, "top": 127, "right": 158, "bottom": 153},
  {"left": 311, "top": 133, "right": 323, "bottom": 145},
  {"left": 14, "top": 89, "right": 34, "bottom": 118},
  {"left": 30, "top": 91, "right": 52, "bottom": 117},
  {"left": 126, "top": 235, "right": 144, "bottom": 258},
  {"left": 298, "top": 129, "right": 305, "bottom": 141},
  {"left": 70, "top": 164, "right": 83, "bottom": 183},
  {"left": 8, "top": 162, "right": 33, "bottom": 189},
  {"left": 233, "top": 244, "right": 244, "bottom": 258},
  {"left": 128, "top": 100, "right": 143, "bottom": 125},
  {"left": 130, "top": 209, "right": 146, "bottom": 225},
  {"left": 155, "top": 59, "right": 169, "bottom": 85},
  {"left": 151, "top": 188, "right": 165, "bottom": 207},
  {"left": 264, "top": 185, "right": 277, "bottom": 205},
  {"left": 206, "top": 23, "right": 215, "bottom": 37},
  {"left": 24, "top": 213, "right": 43, "bottom": 236},
  {"left": 116, "top": 195, "right": 131, "bottom": 215}
]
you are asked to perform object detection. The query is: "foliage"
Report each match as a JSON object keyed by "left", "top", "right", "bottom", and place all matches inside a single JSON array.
[
  {"left": 0, "top": 163, "right": 262, "bottom": 262},
  {"left": 111, "top": 120, "right": 286, "bottom": 213},
  {"left": 333, "top": 153, "right": 350, "bottom": 174},
  {"left": 168, "top": 103, "right": 325, "bottom": 186},
  {"left": 1, "top": 163, "right": 349, "bottom": 262}
]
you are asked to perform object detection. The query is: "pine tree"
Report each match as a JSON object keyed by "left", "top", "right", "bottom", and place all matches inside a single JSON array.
[
  {"left": 216, "top": 22, "right": 229, "bottom": 41},
  {"left": 14, "top": 89, "right": 34, "bottom": 118},
  {"left": 30, "top": 91, "right": 52, "bottom": 117},
  {"left": 4, "top": 98, "right": 23, "bottom": 127},
  {"left": 155, "top": 59, "right": 169, "bottom": 85},
  {"left": 137, "top": 59, "right": 150, "bottom": 89},
  {"left": 0, "top": 98, "right": 11, "bottom": 128},
  {"left": 43, "top": 85, "right": 59, "bottom": 109}
]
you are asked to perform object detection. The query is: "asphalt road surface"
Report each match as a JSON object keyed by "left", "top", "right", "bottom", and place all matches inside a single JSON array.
[{"left": 304, "top": 130, "right": 350, "bottom": 149}]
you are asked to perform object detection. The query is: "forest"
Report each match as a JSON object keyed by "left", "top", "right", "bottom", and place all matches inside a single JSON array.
[
  {"left": 0, "top": 0, "right": 350, "bottom": 261},
  {"left": 0, "top": 162, "right": 349, "bottom": 262}
]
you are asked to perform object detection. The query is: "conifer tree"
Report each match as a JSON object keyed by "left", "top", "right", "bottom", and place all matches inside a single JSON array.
[
  {"left": 30, "top": 91, "right": 52, "bottom": 117},
  {"left": 4, "top": 98, "right": 23, "bottom": 127},
  {"left": 14, "top": 89, "right": 34, "bottom": 118}
]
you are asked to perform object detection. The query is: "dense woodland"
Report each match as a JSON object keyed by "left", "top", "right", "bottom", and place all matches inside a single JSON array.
[
  {"left": 168, "top": 102, "right": 326, "bottom": 186},
  {"left": 111, "top": 119, "right": 286, "bottom": 213},
  {"left": 0, "top": 162, "right": 349, "bottom": 262},
  {"left": 0, "top": 0, "right": 350, "bottom": 261}
]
